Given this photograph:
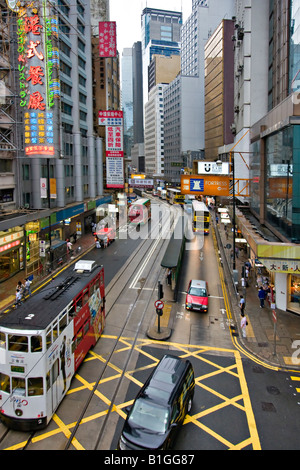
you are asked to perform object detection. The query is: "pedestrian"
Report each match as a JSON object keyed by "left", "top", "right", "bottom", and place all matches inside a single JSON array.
[
  {"left": 166, "top": 268, "right": 172, "bottom": 286},
  {"left": 239, "top": 295, "right": 245, "bottom": 314},
  {"left": 240, "top": 312, "right": 247, "bottom": 338},
  {"left": 23, "top": 278, "right": 32, "bottom": 298},
  {"left": 15, "top": 289, "right": 22, "bottom": 307},
  {"left": 95, "top": 239, "right": 100, "bottom": 249},
  {"left": 66, "top": 239, "right": 73, "bottom": 253},
  {"left": 258, "top": 286, "right": 266, "bottom": 308},
  {"left": 16, "top": 280, "right": 24, "bottom": 299}
]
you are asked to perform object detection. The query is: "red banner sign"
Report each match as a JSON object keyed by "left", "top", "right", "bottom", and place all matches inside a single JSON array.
[{"left": 99, "top": 22, "right": 117, "bottom": 57}]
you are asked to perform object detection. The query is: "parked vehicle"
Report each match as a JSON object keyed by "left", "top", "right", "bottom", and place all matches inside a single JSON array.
[{"left": 95, "top": 227, "right": 116, "bottom": 248}]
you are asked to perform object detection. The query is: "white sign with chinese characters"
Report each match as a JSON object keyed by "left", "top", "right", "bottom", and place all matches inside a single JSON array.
[{"left": 259, "top": 258, "right": 300, "bottom": 274}]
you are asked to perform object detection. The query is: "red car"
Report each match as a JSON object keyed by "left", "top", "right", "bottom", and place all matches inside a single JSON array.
[{"left": 185, "top": 280, "right": 209, "bottom": 312}]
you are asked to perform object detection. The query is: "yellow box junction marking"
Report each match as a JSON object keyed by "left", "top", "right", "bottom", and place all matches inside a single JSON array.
[{"left": 2, "top": 336, "right": 261, "bottom": 451}]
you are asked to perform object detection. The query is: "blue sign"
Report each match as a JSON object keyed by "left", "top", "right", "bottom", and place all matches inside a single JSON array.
[{"left": 190, "top": 178, "right": 204, "bottom": 192}]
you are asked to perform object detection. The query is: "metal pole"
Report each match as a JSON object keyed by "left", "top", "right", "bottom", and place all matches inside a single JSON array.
[
  {"left": 273, "top": 321, "right": 277, "bottom": 356},
  {"left": 232, "top": 151, "right": 236, "bottom": 270}
]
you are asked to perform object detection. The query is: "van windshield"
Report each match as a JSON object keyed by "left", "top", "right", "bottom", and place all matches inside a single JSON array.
[{"left": 128, "top": 398, "right": 169, "bottom": 433}]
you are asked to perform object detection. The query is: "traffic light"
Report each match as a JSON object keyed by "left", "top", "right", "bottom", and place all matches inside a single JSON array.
[{"left": 158, "top": 281, "right": 164, "bottom": 300}]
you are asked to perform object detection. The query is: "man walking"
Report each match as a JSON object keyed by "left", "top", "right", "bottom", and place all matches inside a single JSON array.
[{"left": 258, "top": 287, "right": 266, "bottom": 308}]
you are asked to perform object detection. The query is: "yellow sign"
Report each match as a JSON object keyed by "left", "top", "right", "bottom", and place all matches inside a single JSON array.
[{"left": 131, "top": 174, "right": 145, "bottom": 179}]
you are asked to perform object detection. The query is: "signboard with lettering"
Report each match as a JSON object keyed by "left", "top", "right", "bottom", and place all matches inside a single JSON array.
[
  {"left": 15, "top": 0, "right": 60, "bottom": 158},
  {"left": 99, "top": 110, "right": 123, "bottom": 126},
  {"left": 198, "top": 162, "right": 229, "bottom": 175},
  {"left": 99, "top": 21, "right": 117, "bottom": 58},
  {"left": 181, "top": 175, "right": 230, "bottom": 197},
  {"left": 106, "top": 157, "right": 124, "bottom": 189}
]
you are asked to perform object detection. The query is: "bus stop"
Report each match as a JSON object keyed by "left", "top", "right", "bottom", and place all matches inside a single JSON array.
[{"left": 161, "top": 217, "right": 186, "bottom": 301}]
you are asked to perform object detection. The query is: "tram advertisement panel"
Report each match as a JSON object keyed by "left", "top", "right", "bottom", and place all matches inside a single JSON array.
[{"left": 47, "top": 323, "right": 74, "bottom": 398}]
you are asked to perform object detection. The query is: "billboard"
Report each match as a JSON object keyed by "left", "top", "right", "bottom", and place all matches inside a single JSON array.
[
  {"left": 181, "top": 175, "right": 230, "bottom": 197},
  {"left": 99, "top": 22, "right": 117, "bottom": 58},
  {"left": 105, "top": 125, "right": 124, "bottom": 189},
  {"left": 106, "top": 125, "right": 123, "bottom": 157},
  {"left": 198, "top": 162, "right": 229, "bottom": 175},
  {"left": 99, "top": 110, "right": 123, "bottom": 126},
  {"left": 15, "top": 1, "right": 60, "bottom": 158},
  {"left": 106, "top": 157, "right": 124, "bottom": 189}
]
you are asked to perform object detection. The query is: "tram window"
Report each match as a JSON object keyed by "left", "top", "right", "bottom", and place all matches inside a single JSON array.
[
  {"left": 83, "top": 321, "right": 89, "bottom": 336},
  {"left": 8, "top": 335, "right": 28, "bottom": 352},
  {"left": 46, "top": 330, "right": 52, "bottom": 350},
  {"left": 0, "top": 372, "right": 10, "bottom": 393},
  {"left": 83, "top": 288, "right": 89, "bottom": 305},
  {"left": 46, "top": 371, "right": 50, "bottom": 391},
  {"left": 12, "top": 377, "right": 26, "bottom": 396},
  {"left": 28, "top": 377, "right": 44, "bottom": 396},
  {"left": 31, "top": 336, "right": 42, "bottom": 353},
  {"left": 69, "top": 303, "right": 76, "bottom": 317},
  {"left": 76, "top": 297, "right": 82, "bottom": 312},
  {"left": 59, "top": 313, "right": 68, "bottom": 333},
  {"left": 52, "top": 323, "right": 58, "bottom": 342},
  {"left": 0, "top": 332, "right": 5, "bottom": 349}
]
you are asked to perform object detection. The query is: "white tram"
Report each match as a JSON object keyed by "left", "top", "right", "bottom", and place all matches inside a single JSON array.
[{"left": 0, "top": 260, "right": 105, "bottom": 431}]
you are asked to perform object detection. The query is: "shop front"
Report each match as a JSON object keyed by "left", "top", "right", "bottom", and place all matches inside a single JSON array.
[
  {"left": 290, "top": 274, "right": 300, "bottom": 314},
  {"left": 0, "top": 229, "right": 25, "bottom": 283}
]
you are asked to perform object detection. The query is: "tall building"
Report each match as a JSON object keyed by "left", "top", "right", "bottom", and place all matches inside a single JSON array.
[
  {"left": 164, "top": 74, "right": 202, "bottom": 183},
  {"left": 180, "top": 0, "right": 235, "bottom": 154},
  {"left": 163, "top": 0, "right": 235, "bottom": 183},
  {"left": 204, "top": 19, "right": 234, "bottom": 160},
  {"left": 131, "top": 42, "right": 144, "bottom": 172},
  {"left": 121, "top": 48, "right": 134, "bottom": 158},
  {"left": 233, "top": 0, "right": 300, "bottom": 315},
  {"left": 144, "top": 84, "right": 167, "bottom": 177},
  {"left": 141, "top": 8, "right": 182, "bottom": 106}
]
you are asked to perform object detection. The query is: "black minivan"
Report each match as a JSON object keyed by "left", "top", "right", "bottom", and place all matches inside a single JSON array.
[{"left": 118, "top": 355, "right": 195, "bottom": 450}]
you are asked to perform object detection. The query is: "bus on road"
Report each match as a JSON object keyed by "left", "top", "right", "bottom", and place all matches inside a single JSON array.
[{"left": 192, "top": 200, "right": 210, "bottom": 235}]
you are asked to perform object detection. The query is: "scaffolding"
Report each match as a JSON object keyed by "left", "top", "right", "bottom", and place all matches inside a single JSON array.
[{"left": 0, "top": 0, "right": 18, "bottom": 152}]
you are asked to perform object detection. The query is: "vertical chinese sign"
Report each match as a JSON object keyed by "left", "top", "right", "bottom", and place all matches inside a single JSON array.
[
  {"left": 10, "top": 0, "right": 60, "bottom": 158},
  {"left": 99, "top": 21, "right": 117, "bottom": 58},
  {"left": 99, "top": 111, "right": 124, "bottom": 189}
]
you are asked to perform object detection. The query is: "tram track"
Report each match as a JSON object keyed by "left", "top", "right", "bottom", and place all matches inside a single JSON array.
[{"left": 63, "top": 202, "right": 179, "bottom": 450}]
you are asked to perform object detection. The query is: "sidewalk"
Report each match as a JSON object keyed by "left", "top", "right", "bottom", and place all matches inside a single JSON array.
[
  {"left": 215, "top": 218, "right": 300, "bottom": 371},
  {"left": 0, "top": 233, "right": 95, "bottom": 312}
]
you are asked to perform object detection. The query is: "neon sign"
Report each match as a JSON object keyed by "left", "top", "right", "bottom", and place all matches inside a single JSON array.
[{"left": 15, "top": 1, "right": 60, "bottom": 157}]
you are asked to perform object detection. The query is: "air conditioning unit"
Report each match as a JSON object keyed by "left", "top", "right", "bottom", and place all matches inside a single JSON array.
[
  {"left": 234, "top": 106, "right": 240, "bottom": 113},
  {"left": 230, "top": 123, "right": 236, "bottom": 135}
]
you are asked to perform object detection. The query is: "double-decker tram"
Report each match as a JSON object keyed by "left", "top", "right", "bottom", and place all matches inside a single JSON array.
[
  {"left": 0, "top": 259, "right": 105, "bottom": 431},
  {"left": 166, "top": 188, "right": 185, "bottom": 205},
  {"left": 128, "top": 198, "right": 151, "bottom": 225},
  {"left": 192, "top": 200, "right": 210, "bottom": 235}
]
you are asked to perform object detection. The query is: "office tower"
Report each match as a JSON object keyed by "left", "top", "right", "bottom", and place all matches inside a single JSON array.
[
  {"left": 141, "top": 8, "right": 182, "bottom": 105},
  {"left": 121, "top": 48, "right": 134, "bottom": 159}
]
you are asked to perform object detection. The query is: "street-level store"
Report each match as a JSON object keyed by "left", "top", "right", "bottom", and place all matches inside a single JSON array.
[{"left": 0, "top": 228, "right": 25, "bottom": 283}]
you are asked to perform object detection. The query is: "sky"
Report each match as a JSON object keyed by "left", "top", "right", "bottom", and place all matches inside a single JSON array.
[{"left": 109, "top": 0, "right": 193, "bottom": 55}]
